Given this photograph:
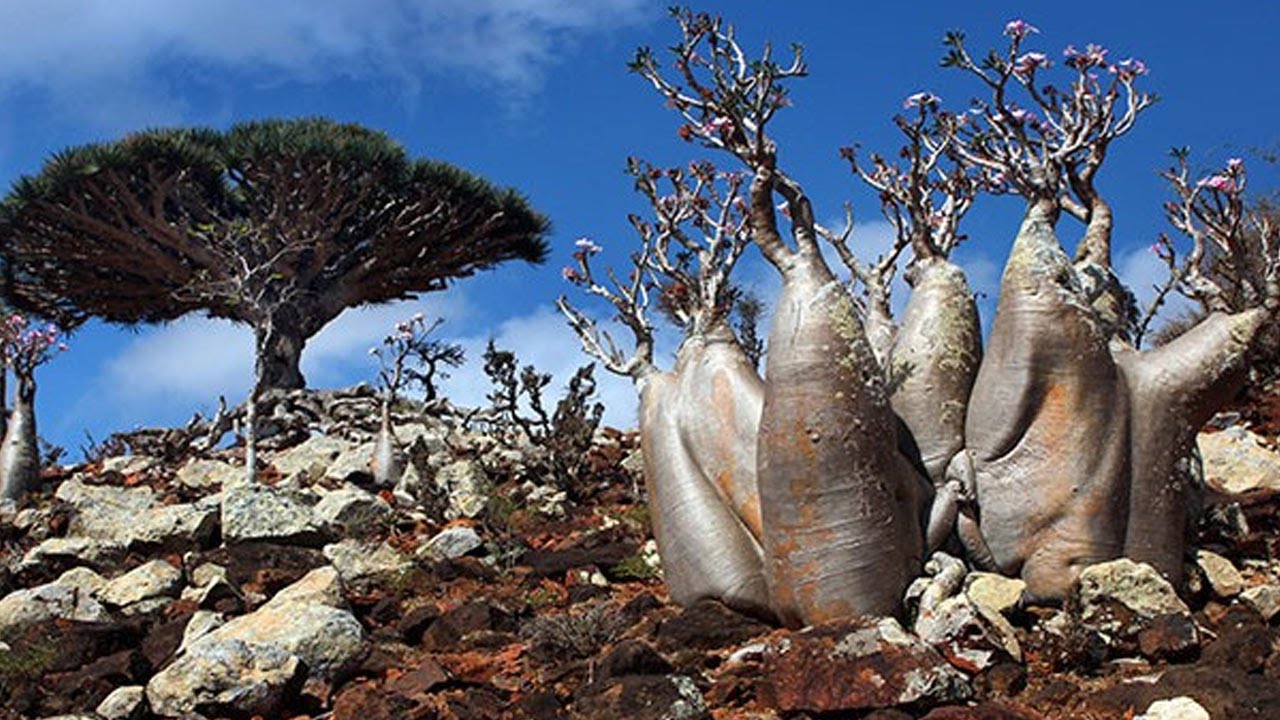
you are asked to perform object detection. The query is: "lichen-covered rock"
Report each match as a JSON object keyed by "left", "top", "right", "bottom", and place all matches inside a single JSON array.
[
  {"left": 313, "top": 485, "right": 393, "bottom": 535},
  {"left": 54, "top": 478, "right": 218, "bottom": 550},
  {"left": 94, "top": 559, "right": 182, "bottom": 610},
  {"left": 95, "top": 684, "right": 147, "bottom": 720},
  {"left": 1239, "top": 584, "right": 1280, "bottom": 621},
  {"left": 174, "top": 458, "right": 242, "bottom": 490},
  {"left": 324, "top": 442, "right": 377, "bottom": 483},
  {"left": 145, "top": 638, "right": 304, "bottom": 718},
  {"left": 436, "top": 460, "right": 490, "bottom": 519},
  {"left": 1194, "top": 549, "right": 1245, "bottom": 598},
  {"left": 101, "top": 454, "right": 161, "bottom": 476},
  {"left": 0, "top": 567, "right": 110, "bottom": 638},
  {"left": 323, "top": 539, "right": 412, "bottom": 584},
  {"left": 269, "top": 434, "right": 353, "bottom": 481},
  {"left": 758, "top": 618, "right": 970, "bottom": 714},
  {"left": 420, "top": 525, "right": 483, "bottom": 560},
  {"left": 180, "top": 610, "right": 227, "bottom": 655},
  {"left": 915, "top": 595, "right": 1021, "bottom": 673},
  {"left": 1198, "top": 427, "right": 1280, "bottom": 494},
  {"left": 221, "top": 483, "right": 327, "bottom": 546},
  {"left": 574, "top": 674, "right": 710, "bottom": 720},
  {"left": 1076, "top": 559, "right": 1192, "bottom": 638},
  {"left": 190, "top": 567, "right": 363, "bottom": 680},
  {"left": 19, "top": 536, "right": 126, "bottom": 573}
]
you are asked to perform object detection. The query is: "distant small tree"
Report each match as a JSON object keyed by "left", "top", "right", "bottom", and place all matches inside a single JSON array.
[
  {"left": 0, "top": 118, "right": 549, "bottom": 398},
  {"left": 0, "top": 314, "right": 66, "bottom": 501}
]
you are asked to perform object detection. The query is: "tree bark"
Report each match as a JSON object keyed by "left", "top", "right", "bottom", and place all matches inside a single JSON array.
[
  {"left": 255, "top": 320, "right": 307, "bottom": 393},
  {"left": 0, "top": 374, "right": 39, "bottom": 501},
  {"left": 638, "top": 326, "right": 772, "bottom": 619},
  {"left": 964, "top": 202, "right": 1131, "bottom": 601},
  {"left": 1117, "top": 308, "right": 1268, "bottom": 583},
  {"left": 757, "top": 251, "right": 926, "bottom": 625}
]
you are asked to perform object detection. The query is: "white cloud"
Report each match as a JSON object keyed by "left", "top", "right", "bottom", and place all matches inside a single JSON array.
[
  {"left": 1117, "top": 243, "right": 1198, "bottom": 339},
  {"left": 0, "top": 0, "right": 649, "bottom": 130}
]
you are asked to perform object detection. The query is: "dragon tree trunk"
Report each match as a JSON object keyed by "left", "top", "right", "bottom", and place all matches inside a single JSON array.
[
  {"left": 1117, "top": 309, "right": 1268, "bottom": 583},
  {"left": 639, "top": 321, "right": 771, "bottom": 619},
  {"left": 757, "top": 247, "right": 926, "bottom": 626},
  {"left": 0, "top": 375, "right": 39, "bottom": 501},
  {"left": 963, "top": 201, "right": 1131, "bottom": 601}
]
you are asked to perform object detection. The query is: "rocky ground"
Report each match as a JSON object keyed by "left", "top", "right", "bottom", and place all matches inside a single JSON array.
[{"left": 3, "top": 385, "right": 1280, "bottom": 720}]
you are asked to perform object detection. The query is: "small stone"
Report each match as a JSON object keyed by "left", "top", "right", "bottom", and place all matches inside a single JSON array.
[
  {"left": 1195, "top": 550, "right": 1245, "bottom": 598},
  {"left": 420, "top": 525, "right": 484, "bottom": 560},
  {"left": 0, "top": 568, "right": 110, "bottom": 637},
  {"left": 325, "top": 442, "right": 377, "bottom": 483},
  {"left": 174, "top": 458, "right": 242, "bottom": 490},
  {"left": 191, "top": 563, "right": 230, "bottom": 588},
  {"left": 180, "top": 610, "right": 227, "bottom": 654},
  {"left": 1198, "top": 427, "right": 1280, "bottom": 494},
  {"left": 915, "top": 595, "right": 1021, "bottom": 673},
  {"left": 269, "top": 434, "right": 353, "bottom": 481},
  {"left": 964, "top": 572, "right": 1025, "bottom": 617},
  {"left": 1136, "top": 696, "right": 1211, "bottom": 720},
  {"left": 1136, "top": 613, "right": 1199, "bottom": 660},
  {"left": 1239, "top": 584, "right": 1280, "bottom": 621},
  {"left": 19, "top": 536, "right": 127, "bottom": 573},
  {"left": 95, "top": 559, "right": 182, "bottom": 609},
  {"left": 95, "top": 685, "right": 147, "bottom": 720}
]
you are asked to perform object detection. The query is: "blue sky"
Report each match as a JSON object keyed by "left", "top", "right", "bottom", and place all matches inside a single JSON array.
[{"left": 1, "top": 1, "right": 1276, "bottom": 456}]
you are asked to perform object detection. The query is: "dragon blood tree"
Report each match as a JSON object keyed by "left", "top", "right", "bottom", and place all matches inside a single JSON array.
[
  {"left": 939, "top": 22, "right": 1277, "bottom": 598},
  {"left": 559, "top": 159, "right": 772, "bottom": 620},
  {"left": 0, "top": 314, "right": 67, "bottom": 501},
  {"left": 0, "top": 118, "right": 548, "bottom": 397}
]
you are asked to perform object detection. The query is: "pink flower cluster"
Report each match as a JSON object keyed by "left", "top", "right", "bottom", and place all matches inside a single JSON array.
[
  {"left": 1198, "top": 158, "right": 1245, "bottom": 195},
  {"left": 1, "top": 313, "right": 68, "bottom": 374},
  {"left": 1013, "top": 51, "right": 1051, "bottom": 76},
  {"left": 1004, "top": 19, "right": 1039, "bottom": 39},
  {"left": 1064, "top": 44, "right": 1109, "bottom": 70},
  {"left": 1111, "top": 57, "right": 1149, "bottom": 81}
]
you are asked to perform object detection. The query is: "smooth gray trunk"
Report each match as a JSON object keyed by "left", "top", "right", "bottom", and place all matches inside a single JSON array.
[
  {"left": 638, "top": 324, "right": 772, "bottom": 619},
  {"left": 0, "top": 376, "right": 39, "bottom": 501},
  {"left": 757, "top": 252, "right": 926, "bottom": 625},
  {"left": 372, "top": 401, "right": 405, "bottom": 488},
  {"left": 963, "top": 204, "right": 1131, "bottom": 601}
]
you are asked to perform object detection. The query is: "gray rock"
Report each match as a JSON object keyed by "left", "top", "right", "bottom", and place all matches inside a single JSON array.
[
  {"left": 1198, "top": 427, "right": 1280, "bottom": 494},
  {"left": 521, "top": 482, "right": 567, "bottom": 517},
  {"left": 420, "top": 525, "right": 483, "bottom": 560},
  {"left": 1194, "top": 549, "right": 1245, "bottom": 598},
  {"left": 1137, "top": 696, "right": 1211, "bottom": 720},
  {"left": 178, "top": 567, "right": 362, "bottom": 683},
  {"left": 964, "top": 572, "right": 1026, "bottom": 617},
  {"left": 1077, "top": 559, "right": 1192, "bottom": 638},
  {"left": 915, "top": 595, "right": 1021, "bottom": 673},
  {"left": 54, "top": 478, "right": 217, "bottom": 550},
  {"left": 0, "top": 568, "right": 110, "bottom": 638},
  {"left": 101, "top": 455, "right": 161, "bottom": 476},
  {"left": 221, "top": 483, "right": 326, "bottom": 545},
  {"left": 269, "top": 434, "right": 352, "bottom": 482},
  {"left": 57, "top": 478, "right": 155, "bottom": 537},
  {"left": 174, "top": 458, "right": 242, "bottom": 490},
  {"left": 324, "top": 540, "right": 412, "bottom": 584},
  {"left": 313, "top": 485, "right": 393, "bottom": 535},
  {"left": 1239, "top": 584, "right": 1280, "bottom": 621},
  {"left": 19, "top": 536, "right": 126, "bottom": 573},
  {"left": 179, "top": 610, "right": 227, "bottom": 655},
  {"left": 146, "top": 638, "right": 303, "bottom": 718},
  {"left": 95, "top": 560, "right": 182, "bottom": 609},
  {"left": 436, "top": 460, "right": 490, "bottom": 519},
  {"left": 324, "top": 442, "right": 376, "bottom": 483},
  {"left": 95, "top": 685, "right": 147, "bottom": 720}
]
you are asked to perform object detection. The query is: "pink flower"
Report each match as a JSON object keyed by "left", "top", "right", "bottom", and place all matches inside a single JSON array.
[
  {"left": 562, "top": 267, "right": 580, "bottom": 282},
  {"left": 903, "top": 91, "right": 940, "bottom": 109},
  {"left": 776, "top": 201, "right": 791, "bottom": 218},
  {"left": 1227, "top": 157, "right": 1245, "bottom": 172},
  {"left": 1004, "top": 19, "right": 1040, "bottom": 38},
  {"left": 1013, "top": 52, "right": 1050, "bottom": 76},
  {"left": 1199, "top": 175, "right": 1236, "bottom": 193},
  {"left": 575, "top": 237, "right": 602, "bottom": 255}
]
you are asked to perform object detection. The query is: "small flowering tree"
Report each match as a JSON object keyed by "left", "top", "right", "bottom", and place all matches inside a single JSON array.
[
  {"left": 560, "top": 157, "right": 772, "bottom": 618},
  {"left": 367, "top": 313, "right": 465, "bottom": 486},
  {"left": 0, "top": 314, "right": 67, "bottom": 500}
]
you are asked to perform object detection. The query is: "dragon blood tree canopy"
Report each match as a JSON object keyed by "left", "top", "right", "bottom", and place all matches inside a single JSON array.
[{"left": 0, "top": 117, "right": 549, "bottom": 392}]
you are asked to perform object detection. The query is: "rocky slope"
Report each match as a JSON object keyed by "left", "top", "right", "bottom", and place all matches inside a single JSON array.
[{"left": 2, "top": 387, "right": 1280, "bottom": 720}]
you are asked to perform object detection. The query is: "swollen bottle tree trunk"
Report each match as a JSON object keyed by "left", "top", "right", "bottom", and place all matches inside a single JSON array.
[
  {"left": 0, "top": 374, "right": 39, "bottom": 501},
  {"left": 752, "top": 173, "right": 926, "bottom": 625},
  {"left": 962, "top": 202, "right": 1132, "bottom": 600},
  {"left": 371, "top": 400, "right": 406, "bottom": 489}
]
